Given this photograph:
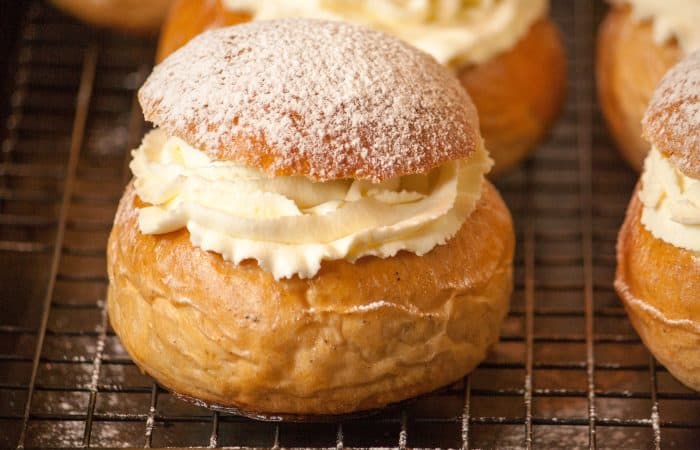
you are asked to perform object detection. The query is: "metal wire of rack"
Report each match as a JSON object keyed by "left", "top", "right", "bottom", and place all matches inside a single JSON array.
[{"left": 0, "top": 1, "right": 699, "bottom": 448}]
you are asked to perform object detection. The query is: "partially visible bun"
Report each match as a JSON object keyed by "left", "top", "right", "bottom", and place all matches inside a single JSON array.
[
  {"left": 140, "top": 19, "right": 481, "bottom": 182},
  {"left": 642, "top": 50, "right": 700, "bottom": 179},
  {"left": 107, "top": 182, "right": 514, "bottom": 416},
  {"left": 157, "top": 0, "right": 251, "bottom": 62},
  {"left": 49, "top": 0, "right": 174, "bottom": 35},
  {"left": 596, "top": 6, "right": 681, "bottom": 171},
  {"left": 459, "top": 17, "right": 566, "bottom": 175},
  {"left": 616, "top": 187, "right": 700, "bottom": 391}
]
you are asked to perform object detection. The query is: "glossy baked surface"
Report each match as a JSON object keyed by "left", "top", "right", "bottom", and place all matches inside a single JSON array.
[
  {"left": 616, "top": 186, "right": 700, "bottom": 391},
  {"left": 107, "top": 182, "right": 514, "bottom": 415}
]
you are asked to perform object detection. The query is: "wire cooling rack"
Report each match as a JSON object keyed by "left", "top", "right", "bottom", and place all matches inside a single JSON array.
[{"left": 1, "top": 1, "right": 699, "bottom": 448}]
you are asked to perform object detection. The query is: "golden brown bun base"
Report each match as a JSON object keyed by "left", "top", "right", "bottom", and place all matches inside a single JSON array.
[
  {"left": 596, "top": 6, "right": 680, "bottom": 171},
  {"left": 50, "top": 0, "right": 174, "bottom": 35},
  {"left": 156, "top": 0, "right": 566, "bottom": 176},
  {"left": 616, "top": 186, "right": 700, "bottom": 391},
  {"left": 107, "top": 181, "right": 514, "bottom": 415}
]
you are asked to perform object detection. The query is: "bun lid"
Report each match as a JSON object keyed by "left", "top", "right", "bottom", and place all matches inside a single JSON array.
[
  {"left": 138, "top": 19, "right": 481, "bottom": 182},
  {"left": 643, "top": 49, "right": 700, "bottom": 179}
]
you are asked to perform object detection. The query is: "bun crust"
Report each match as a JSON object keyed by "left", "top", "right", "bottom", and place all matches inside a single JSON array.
[
  {"left": 156, "top": 0, "right": 566, "bottom": 176},
  {"left": 141, "top": 19, "right": 480, "bottom": 182},
  {"left": 596, "top": 6, "right": 681, "bottom": 171},
  {"left": 107, "top": 181, "right": 514, "bottom": 415},
  {"left": 616, "top": 186, "right": 700, "bottom": 391},
  {"left": 642, "top": 50, "right": 700, "bottom": 179},
  {"left": 49, "top": 0, "right": 173, "bottom": 35}
]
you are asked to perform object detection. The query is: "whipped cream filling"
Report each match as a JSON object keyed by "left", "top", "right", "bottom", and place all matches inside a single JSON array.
[
  {"left": 639, "top": 146, "right": 700, "bottom": 253},
  {"left": 130, "top": 129, "right": 492, "bottom": 279},
  {"left": 612, "top": 0, "right": 700, "bottom": 54},
  {"left": 222, "top": 0, "right": 548, "bottom": 66}
]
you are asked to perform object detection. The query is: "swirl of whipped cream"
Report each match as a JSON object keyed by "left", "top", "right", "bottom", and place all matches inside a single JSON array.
[
  {"left": 130, "top": 129, "right": 492, "bottom": 279},
  {"left": 612, "top": 0, "right": 700, "bottom": 54},
  {"left": 639, "top": 146, "right": 700, "bottom": 252},
  {"left": 221, "top": 0, "right": 548, "bottom": 66}
]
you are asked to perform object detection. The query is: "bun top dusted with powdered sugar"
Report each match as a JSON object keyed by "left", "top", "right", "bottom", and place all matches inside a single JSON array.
[
  {"left": 138, "top": 18, "right": 481, "bottom": 182},
  {"left": 643, "top": 50, "right": 700, "bottom": 179}
]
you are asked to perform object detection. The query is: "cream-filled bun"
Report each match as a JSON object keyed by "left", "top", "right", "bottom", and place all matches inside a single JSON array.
[
  {"left": 108, "top": 19, "right": 515, "bottom": 417},
  {"left": 597, "top": 0, "right": 699, "bottom": 170},
  {"left": 157, "top": 0, "right": 567, "bottom": 176},
  {"left": 616, "top": 50, "right": 700, "bottom": 391},
  {"left": 49, "top": 0, "right": 174, "bottom": 35}
]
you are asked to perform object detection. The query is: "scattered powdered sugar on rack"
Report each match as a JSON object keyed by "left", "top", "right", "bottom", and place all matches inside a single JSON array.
[
  {"left": 138, "top": 19, "right": 479, "bottom": 182},
  {"left": 643, "top": 49, "right": 700, "bottom": 179}
]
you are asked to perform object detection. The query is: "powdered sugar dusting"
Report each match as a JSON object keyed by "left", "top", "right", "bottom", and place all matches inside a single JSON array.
[
  {"left": 643, "top": 49, "right": 700, "bottom": 179},
  {"left": 138, "top": 19, "right": 479, "bottom": 182}
]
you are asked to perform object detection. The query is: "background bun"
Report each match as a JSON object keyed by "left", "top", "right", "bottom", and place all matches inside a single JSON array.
[
  {"left": 50, "top": 0, "right": 173, "bottom": 34},
  {"left": 139, "top": 19, "right": 481, "bottom": 182},
  {"left": 596, "top": 5, "right": 681, "bottom": 171}
]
